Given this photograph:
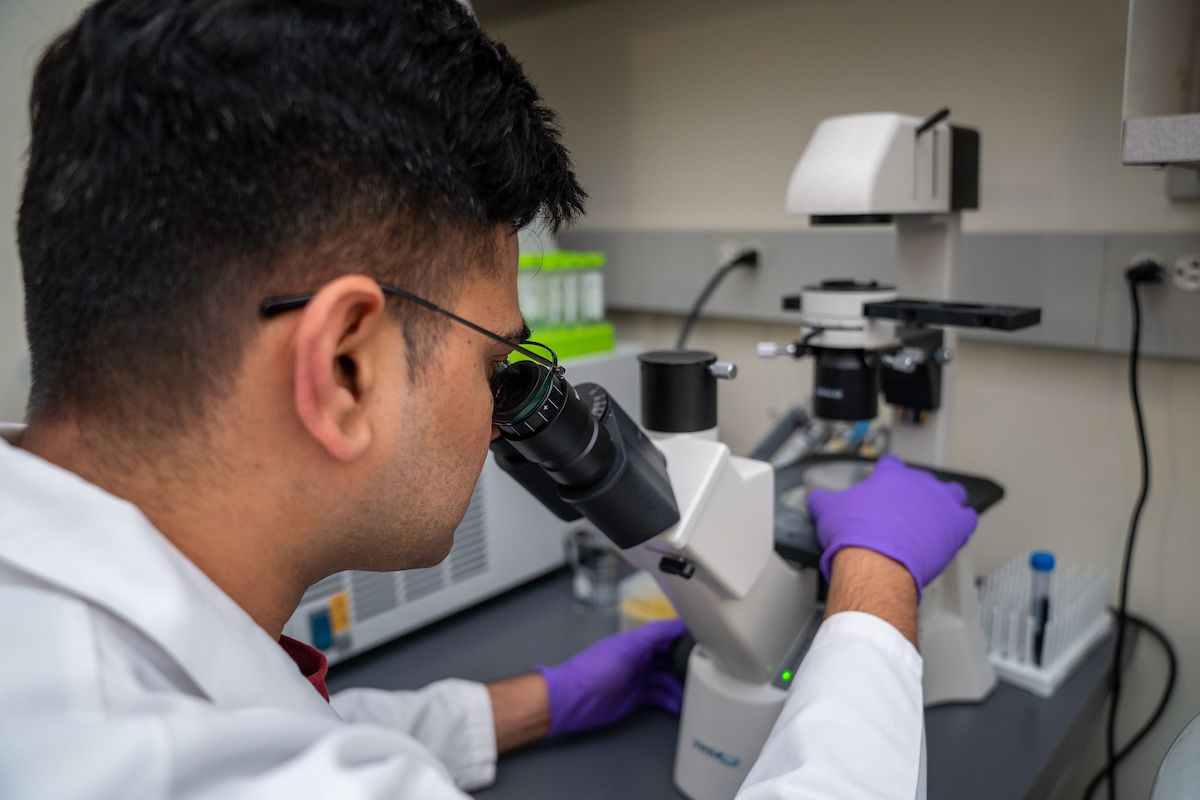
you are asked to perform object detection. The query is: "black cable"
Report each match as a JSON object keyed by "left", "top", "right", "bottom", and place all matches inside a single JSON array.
[
  {"left": 675, "top": 249, "right": 759, "bottom": 350},
  {"left": 1090, "top": 261, "right": 1163, "bottom": 799},
  {"left": 1084, "top": 611, "right": 1178, "bottom": 798}
]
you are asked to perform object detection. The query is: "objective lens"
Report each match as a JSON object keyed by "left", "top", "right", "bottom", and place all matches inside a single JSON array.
[{"left": 812, "top": 349, "right": 879, "bottom": 421}]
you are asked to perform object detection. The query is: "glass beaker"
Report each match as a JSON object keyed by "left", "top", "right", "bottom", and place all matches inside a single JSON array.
[{"left": 565, "top": 527, "right": 621, "bottom": 607}]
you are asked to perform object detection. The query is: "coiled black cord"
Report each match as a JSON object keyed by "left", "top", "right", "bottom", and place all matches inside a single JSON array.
[{"left": 1084, "top": 611, "right": 1177, "bottom": 798}]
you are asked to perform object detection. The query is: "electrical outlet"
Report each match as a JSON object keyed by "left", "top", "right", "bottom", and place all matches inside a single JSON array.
[
  {"left": 1172, "top": 254, "right": 1200, "bottom": 292},
  {"left": 717, "top": 239, "right": 763, "bottom": 266}
]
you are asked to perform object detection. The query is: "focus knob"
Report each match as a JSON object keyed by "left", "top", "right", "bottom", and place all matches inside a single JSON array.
[{"left": 709, "top": 361, "right": 737, "bottom": 380}]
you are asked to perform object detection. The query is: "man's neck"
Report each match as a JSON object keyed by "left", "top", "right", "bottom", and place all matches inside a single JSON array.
[{"left": 20, "top": 421, "right": 312, "bottom": 638}]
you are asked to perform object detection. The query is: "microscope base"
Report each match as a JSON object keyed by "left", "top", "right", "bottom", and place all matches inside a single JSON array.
[
  {"left": 919, "top": 553, "right": 996, "bottom": 705},
  {"left": 920, "top": 611, "right": 996, "bottom": 705},
  {"left": 674, "top": 649, "right": 786, "bottom": 800}
]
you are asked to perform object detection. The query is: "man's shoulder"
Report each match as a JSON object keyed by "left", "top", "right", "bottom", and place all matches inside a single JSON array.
[
  {"left": 0, "top": 561, "right": 106, "bottom": 711},
  {"left": 0, "top": 560, "right": 203, "bottom": 714}
]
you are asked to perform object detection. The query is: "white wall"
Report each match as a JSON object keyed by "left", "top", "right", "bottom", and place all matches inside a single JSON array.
[
  {"left": 0, "top": 0, "right": 93, "bottom": 422},
  {"left": 488, "top": 1, "right": 1200, "bottom": 797},
  {"left": 489, "top": 0, "right": 1200, "bottom": 233}
]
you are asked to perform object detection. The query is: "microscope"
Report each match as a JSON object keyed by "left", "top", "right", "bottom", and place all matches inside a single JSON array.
[
  {"left": 491, "top": 350, "right": 817, "bottom": 800},
  {"left": 491, "top": 110, "right": 1040, "bottom": 800},
  {"left": 761, "top": 109, "right": 1040, "bottom": 709}
]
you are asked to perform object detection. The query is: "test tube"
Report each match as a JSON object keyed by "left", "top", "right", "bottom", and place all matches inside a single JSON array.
[
  {"left": 561, "top": 252, "right": 580, "bottom": 327},
  {"left": 516, "top": 254, "right": 543, "bottom": 327},
  {"left": 543, "top": 251, "right": 563, "bottom": 327},
  {"left": 580, "top": 252, "right": 606, "bottom": 323},
  {"left": 1029, "top": 551, "right": 1055, "bottom": 666}
]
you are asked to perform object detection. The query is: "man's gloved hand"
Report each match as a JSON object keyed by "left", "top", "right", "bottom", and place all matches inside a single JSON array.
[
  {"left": 534, "top": 619, "right": 686, "bottom": 738},
  {"left": 806, "top": 455, "right": 978, "bottom": 597}
]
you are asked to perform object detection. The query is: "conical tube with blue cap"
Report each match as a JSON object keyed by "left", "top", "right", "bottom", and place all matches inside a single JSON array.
[{"left": 1030, "top": 551, "right": 1056, "bottom": 666}]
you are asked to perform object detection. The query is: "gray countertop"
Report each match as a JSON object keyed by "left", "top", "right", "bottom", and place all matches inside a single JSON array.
[{"left": 328, "top": 568, "right": 1113, "bottom": 799}]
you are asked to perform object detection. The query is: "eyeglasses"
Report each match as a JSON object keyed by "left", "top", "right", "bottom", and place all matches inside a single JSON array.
[{"left": 259, "top": 282, "right": 562, "bottom": 375}]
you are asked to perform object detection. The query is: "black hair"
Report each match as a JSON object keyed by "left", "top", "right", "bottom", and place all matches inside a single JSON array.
[{"left": 18, "top": 0, "right": 584, "bottom": 433}]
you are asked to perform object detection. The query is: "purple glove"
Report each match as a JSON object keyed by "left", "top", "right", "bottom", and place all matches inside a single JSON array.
[
  {"left": 534, "top": 619, "right": 686, "bottom": 738},
  {"left": 806, "top": 455, "right": 978, "bottom": 597}
]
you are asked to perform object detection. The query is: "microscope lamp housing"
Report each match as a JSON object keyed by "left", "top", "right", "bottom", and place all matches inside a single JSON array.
[{"left": 786, "top": 111, "right": 979, "bottom": 222}]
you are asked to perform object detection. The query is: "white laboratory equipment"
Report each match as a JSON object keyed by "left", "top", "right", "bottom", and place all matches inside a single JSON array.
[
  {"left": 488, "top": 111, "right": 1041, "bottom": 798},
  {"left": 765, "top": 108, "right": 1041, "bottom": 706}
]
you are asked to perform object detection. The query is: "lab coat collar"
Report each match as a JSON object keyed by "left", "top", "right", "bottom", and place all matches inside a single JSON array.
[{"left": 0, "top": 425, "right": 336, "bottom": 717}]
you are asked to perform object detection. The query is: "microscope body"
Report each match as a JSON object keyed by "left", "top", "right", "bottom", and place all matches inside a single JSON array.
[
  {"left": 775, "top": 109, "right": 1040, "bottom": 706},
  {"left": 630, "top": 431, "right": 817, "bottom": 800},
  {"left": 490, "top": 110, "right": 1042, "bottom": 795},
  {"left": 491, "top": 350, "right": 817, "bottom": 800}
]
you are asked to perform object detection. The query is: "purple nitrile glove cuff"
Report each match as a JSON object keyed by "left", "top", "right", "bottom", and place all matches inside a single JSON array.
[
  {"left": 807, "top": 455, "right": 979, "bottom": 602},
  {"left": 534, "top": 618, "right": 686, "bottom": 739},
  {"left": 818, "top": 540, "right": 926, "bottom": 599}
]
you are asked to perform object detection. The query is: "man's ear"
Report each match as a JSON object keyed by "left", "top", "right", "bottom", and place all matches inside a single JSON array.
[{"left": 291, "top": 275, "right": 395, "bottom": 462}]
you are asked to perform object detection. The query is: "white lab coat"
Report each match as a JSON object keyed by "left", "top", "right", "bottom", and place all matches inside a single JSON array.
[{"left": 0, "top": 427, "right": 924, "bottom": 799}]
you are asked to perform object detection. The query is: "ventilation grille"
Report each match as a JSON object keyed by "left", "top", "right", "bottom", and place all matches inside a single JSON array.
[
  {"left": 349, "top": 570, "right": 400, "bottom": 622},
  {"left": 402, "top": 566, "right": 445, "bottom": 602},
  {"left": 448, "top": 484, "right": 489, "bottom": 582}
]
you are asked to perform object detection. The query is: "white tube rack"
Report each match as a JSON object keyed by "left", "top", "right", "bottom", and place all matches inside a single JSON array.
[{"left": 977, "top": 556, "right": 1112, "bottom": 698}]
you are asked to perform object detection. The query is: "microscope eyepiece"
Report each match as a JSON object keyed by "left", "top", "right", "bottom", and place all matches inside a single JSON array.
[
  {"left": 491, "top": 361, "right": 560, "bottom": 437},
  {"left": 489, "top": 361, "right": 680, "bottom": 549},
  {"left": 492, "top": 362, "right": 613, "bottom": 487}
]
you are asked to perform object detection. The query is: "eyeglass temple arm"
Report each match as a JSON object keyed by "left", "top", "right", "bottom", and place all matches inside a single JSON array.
[
  {"left": 259, "top": 294, "right": 316, "bottom": 317},
  {"left": 377, "top": 285, "right": 560, "bottom": 372},
  {"left": 259, "top": 286, "right": 561, "bottom": 373}
]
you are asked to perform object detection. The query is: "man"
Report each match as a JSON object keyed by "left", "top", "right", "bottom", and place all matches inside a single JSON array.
[{"left": 0, "top": 1, "right": 977, "bottom": 797}]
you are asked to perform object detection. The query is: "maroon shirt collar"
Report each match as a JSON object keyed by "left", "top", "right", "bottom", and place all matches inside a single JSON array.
[{"left": 278, "top": 635, "right": 330, "bottom": 701}]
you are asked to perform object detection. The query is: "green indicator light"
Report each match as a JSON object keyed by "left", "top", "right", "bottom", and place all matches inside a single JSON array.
[{"left": 781, "top": 670, "right": 794, "bottom": 682}]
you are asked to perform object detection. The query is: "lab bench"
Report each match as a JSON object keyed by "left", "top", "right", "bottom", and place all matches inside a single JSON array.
[{"left": 328, "top": 568, "right": 1115, "bottom": 799}]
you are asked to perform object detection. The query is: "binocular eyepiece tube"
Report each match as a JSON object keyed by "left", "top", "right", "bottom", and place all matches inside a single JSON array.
[
  {"left": 489, "top": 359, "right": 679, "bottom": 550},
  {"left": 491, "top": 361, "right": 615, "bottom": 488}
]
